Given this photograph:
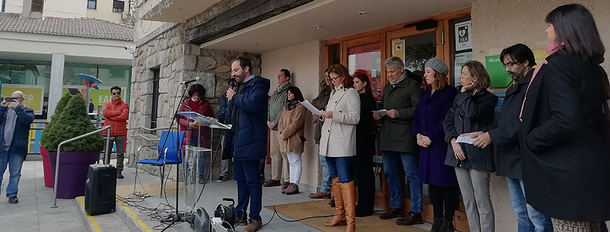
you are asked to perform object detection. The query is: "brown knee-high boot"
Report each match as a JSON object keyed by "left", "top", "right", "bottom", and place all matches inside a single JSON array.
[
  {"left": 341, "top": 181, "right": 356, "bottom": 232},
  {"left": 324, "top": 177, "right": 346, "bottom": 226}
]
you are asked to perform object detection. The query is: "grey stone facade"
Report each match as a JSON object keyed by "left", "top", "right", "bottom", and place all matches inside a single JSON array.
[{"left": 128, "top": 16, "right": 261, "bottom": 177}]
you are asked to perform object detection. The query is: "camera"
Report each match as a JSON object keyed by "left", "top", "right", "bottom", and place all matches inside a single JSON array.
[{"left": 1, "top": 97, "right": 16, "bottom": 102}]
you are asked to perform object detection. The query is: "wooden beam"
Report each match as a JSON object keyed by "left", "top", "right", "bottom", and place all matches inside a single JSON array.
[{"left": 185, "top": 0, "right": 313, "bottom": 44}]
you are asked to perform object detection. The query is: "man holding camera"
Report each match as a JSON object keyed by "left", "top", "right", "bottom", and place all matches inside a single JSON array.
[{"left": 0, "top": 91, "right": 35, "bottom": 204}]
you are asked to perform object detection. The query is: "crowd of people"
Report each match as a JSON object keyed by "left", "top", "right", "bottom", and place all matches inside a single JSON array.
[
  {"left": 2, "top": 3, "right": 608, "bottom": 232},
  {"left": 199, "top": 4, "right": 609, "bottom": 232}
]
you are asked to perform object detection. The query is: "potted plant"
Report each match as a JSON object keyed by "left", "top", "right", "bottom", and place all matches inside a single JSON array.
[{"left": 40, "top": 94, "right": 104, "bottom": 198}]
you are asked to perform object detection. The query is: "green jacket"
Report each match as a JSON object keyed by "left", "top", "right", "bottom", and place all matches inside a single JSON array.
[
  {"left": 268, "top": 82, "right": 291, "bottom": 130},
  {"left": 379, "top": 74, "right": 420, "bottom": 153}
]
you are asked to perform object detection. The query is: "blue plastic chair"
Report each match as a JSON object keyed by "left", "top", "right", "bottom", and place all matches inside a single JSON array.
[{"left": 136, "top": 131, "right": 185, "bottom": 196}]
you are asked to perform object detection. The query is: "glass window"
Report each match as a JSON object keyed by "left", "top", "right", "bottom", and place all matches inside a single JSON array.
[
  {"left": 150, "top": 69, "right": 160, "bottom": 129},
  {"left": 0, "top": 60, "right": 52, "bottom": 119},
  {"left": 63, "top": 63, "right": 131, "bottom": 113},
  {"left": 87, "top": 0, "right": 96, "bottom": 9},
  {"left": 347, "top": 43, "right": 382, "bottom": 100},
  {"left": 112, "top": 0, "right": 124, "bottom": 12}
]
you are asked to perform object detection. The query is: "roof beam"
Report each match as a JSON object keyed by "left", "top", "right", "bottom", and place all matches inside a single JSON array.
[{"left": 185, "top": 0, "right": 312, "bottom": 45}]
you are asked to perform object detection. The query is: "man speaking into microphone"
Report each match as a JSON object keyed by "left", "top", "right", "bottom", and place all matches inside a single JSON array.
[{"left": 222, "top": 56, "right": 269, "bottom": 232}]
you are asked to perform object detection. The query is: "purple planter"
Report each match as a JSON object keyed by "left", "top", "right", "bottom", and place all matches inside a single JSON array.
[{"left": 48, "top": 151, "right": 100, "bottom": 199}]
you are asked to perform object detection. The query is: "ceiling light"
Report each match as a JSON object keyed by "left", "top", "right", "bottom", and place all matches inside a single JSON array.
[
  {"left": 312, "top": 25, "right": 321, "bottom": 29},
  {"left": 358, "top": 11, "right": 368, "bottom": 16}
]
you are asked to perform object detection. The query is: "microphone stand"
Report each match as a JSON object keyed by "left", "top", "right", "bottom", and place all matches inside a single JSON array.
[{"left": 166, "top": 82, "right": 190, "bottom": 223}]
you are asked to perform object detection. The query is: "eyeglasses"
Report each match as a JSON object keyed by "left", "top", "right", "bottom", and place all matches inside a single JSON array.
[
  {"left": 112, "top": 92, "right": 121, "bottom": 95},
  {"left": 330, "top": 75, "right": 341, "bottom": 82},
  {"left": 503, "top": 61, "right": 519, "bottom": 67}
]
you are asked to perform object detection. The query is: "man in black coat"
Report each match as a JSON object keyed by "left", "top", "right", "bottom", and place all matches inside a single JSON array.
[{"left": 469, "top": 44, "right": 552, "bottom": 231}]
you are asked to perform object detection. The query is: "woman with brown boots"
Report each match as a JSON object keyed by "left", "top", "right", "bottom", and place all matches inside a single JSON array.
[{"left": 317, "top": 64, "right": 360, "bottom": 232}]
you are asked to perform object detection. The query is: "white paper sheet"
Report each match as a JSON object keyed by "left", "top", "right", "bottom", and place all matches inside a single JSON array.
[
  {"left": 456, "top": 135, "right": 475, "bottom": 144},
  {"left": 372, "top": 109, "right": 388, "bottom": 116},
  {"left": 300, "top": 100, "right": 323, "bottom": 115}
]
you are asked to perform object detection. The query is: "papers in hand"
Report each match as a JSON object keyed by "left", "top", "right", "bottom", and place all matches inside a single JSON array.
[
  {"left": 300, "top": 100, "right": 323, "bottom": 115},
  {"left": 177, "top": 111, "right": 232, "bottom": 130},
  {"left": 373, "top": 109, "right": 388, "bottom": 116},
  {"left": 456, "top": 135, "right": 475, "bottom": 144}
]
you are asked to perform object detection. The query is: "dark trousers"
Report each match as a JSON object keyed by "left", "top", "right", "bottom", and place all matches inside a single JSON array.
[
  {"left": 234, "top": 159, "right": 262, "bottom": 222},
  {"left": 353, "top": 152, "right": 374, "bottom": 210},
  {"left": 429, "top": 184, "right": 458, "bottom": 219}
]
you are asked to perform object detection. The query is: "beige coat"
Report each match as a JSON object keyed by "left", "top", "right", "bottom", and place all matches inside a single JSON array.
[
  {"left": 319, "top": 86, "right": 360, "bottom": 157},
  {"left": 278, "top": 104, "right": 306, "bottom": 153}
]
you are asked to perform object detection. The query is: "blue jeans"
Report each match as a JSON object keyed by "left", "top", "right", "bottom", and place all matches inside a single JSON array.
[
  {"left": 382, "top": 151, "right": 422, "bottom": 212},
  {"left": 0, "top": 150, "right": 25, "bottom": 198},
  {"left": 319, "top": 155, "right": 332, "bottom": 193},
  {"left": 506, "top": 177, "right": 553, "bottom": 232},
  {"left": 325, "top": 156, "right": 353, "bottom": 183},
  {"left": 233, "top": 159, "right": 262, "bottom": 222}
]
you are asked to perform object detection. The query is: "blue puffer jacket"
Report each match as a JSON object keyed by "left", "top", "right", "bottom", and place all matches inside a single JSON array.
[
  {"left": 0, "top": 106, "right": 35, "bottom": 155},
  {"left": 223, "top": 76, "right": 270, "bottom": 160}
]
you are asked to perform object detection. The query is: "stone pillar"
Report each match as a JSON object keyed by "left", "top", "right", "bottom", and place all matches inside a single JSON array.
[{"left": 47, "top": 53, "right": 65, "bottom": 121}]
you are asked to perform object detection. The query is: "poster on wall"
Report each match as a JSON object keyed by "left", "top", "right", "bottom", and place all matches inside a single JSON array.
[
  {"left": 485, "top": 55, "right": 512, "bottom": 88},
  {"left": 1, "top": 84, "right": 44, "bottom": 115},
  {"left": 392, "top": 39, "right": 405, "bottom": 62},
  {"left": 455, "top": 21, "right": 472, "bottom": 51},
  {"left": 454, "top": 52, "right": 472, "bottom": 87},
  {"left": 62, "top": 86, "right": 127, "bottom": 112}
]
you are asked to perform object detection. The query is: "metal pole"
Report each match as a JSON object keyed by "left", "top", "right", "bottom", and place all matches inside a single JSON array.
[
  {"left": 105, "top": 129, "right": 111, "bottom": 164},
  {"left": 51, "top": 125, "right": 111, "bottom": 208}
]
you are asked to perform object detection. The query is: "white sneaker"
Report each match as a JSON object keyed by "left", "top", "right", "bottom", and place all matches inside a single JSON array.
[{"left": 216, "top": 176, "right": 224, "bottom": 183}]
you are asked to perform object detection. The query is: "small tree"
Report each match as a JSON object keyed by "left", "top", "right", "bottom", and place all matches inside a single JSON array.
[
  {"left": 40, "top": 95, "right": 104, "bottom": 152},
  {"left": 40, "top": 93, "right": 72, "bottom": 150}
]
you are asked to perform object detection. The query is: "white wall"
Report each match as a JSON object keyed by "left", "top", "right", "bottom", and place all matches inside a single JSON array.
[
  {"left": 0, "top": 32, "right": 132, "bottom": 63},
  {"left": 86, "top": 0, "right": 122, "bottom": 23},
  {"left": 261, "top": 40, "right": 324, "bottom": 191},
  {"left": 3, "top": 0, "right": 23, "bottom": 13},
  {"left": 43, "top": 0, "right": 86, "bottom": 18}
]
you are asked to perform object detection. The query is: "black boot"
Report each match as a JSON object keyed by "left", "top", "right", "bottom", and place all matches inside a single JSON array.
[
  {"left": 429, "top": 217, "right": 442, "bottom": 232},
  {"left": 440, "top": 218, "right": 455, "bottom": 232}
]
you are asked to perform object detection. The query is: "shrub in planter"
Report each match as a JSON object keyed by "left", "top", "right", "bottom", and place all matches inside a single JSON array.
[{"left": 41, "top": 94, "right": 104, "bottom": 152}]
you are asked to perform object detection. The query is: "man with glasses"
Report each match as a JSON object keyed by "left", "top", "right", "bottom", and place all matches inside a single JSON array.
[
  {"left": 0, "top": 91, "right": 34, "bottom": 204},
  {"left": 467, "top": 43, "right": 553, "bottom": 232},
  {"left": 102, "top": 86, "right": 129, "bottom": 179}
]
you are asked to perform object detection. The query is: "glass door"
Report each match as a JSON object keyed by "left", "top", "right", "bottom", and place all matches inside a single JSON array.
[{"left": 347, "top": 43, "right": 382, "bottom": 100}]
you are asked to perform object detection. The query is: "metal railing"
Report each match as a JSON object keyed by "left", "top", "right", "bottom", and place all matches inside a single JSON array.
[{"left": 51, "top": 125, "right": 111, "bottom": 208}]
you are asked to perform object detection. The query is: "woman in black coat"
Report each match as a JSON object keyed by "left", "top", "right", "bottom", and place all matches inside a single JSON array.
[
  {"left": 443, "top": 60, "right": 497, "bottom": 232},
  {"left": 351, "top": 73, "right": 376, "bottom": 217},
  {"left": 519, "top": 4, "right": 610, "bottom": 230}
]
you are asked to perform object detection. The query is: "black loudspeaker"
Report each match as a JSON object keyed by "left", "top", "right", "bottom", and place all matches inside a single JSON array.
[{"left": 85, "top": 164, "right": 116, "bottom": 215}]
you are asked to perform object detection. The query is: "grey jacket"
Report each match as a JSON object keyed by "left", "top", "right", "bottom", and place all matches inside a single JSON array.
[{"left": 268, "top": 82, "right": 291, "bottom": 130}]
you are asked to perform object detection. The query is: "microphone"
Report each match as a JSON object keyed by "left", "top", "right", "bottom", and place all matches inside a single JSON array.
[{"left": 181, "top": 76, "right": 200, "bottom": 85}]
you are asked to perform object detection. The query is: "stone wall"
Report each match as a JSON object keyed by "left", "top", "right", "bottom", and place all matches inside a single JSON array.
[{"left": 128, "top": 21, "right": 261, "bottom": 177}]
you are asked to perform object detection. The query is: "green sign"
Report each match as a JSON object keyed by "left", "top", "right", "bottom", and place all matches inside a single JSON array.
[{"left": 485, "top": 55, "right": 512, "bottom": 88}]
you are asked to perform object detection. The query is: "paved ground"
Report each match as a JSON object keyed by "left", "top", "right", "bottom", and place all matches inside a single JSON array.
[{"left": 0, "top": 159, "right": 434, "bottom": 232}]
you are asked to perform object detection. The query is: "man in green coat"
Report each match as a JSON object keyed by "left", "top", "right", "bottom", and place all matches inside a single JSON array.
[
  {"left": 374, "top": 57, "right": 423, "bottom": 225},
  {"left": 264, "top": 69, "right": 292, "bottom": 188}
]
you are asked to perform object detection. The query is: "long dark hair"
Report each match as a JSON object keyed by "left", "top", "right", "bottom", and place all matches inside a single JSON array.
[
  {"left": 353, "top": 73, "right": 372, "bottom": 95},
  {"left": 545, "top": 4, "right": 605, "bottom": 64},
  {"left": 287, "top": 86, "right": 304, "bottom": 102}
]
